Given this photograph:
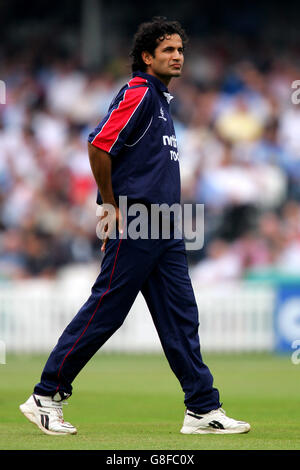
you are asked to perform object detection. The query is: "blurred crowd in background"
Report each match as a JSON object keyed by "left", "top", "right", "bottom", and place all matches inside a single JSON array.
[{"left": 1, "top": 31, "right": 300, "bottom": 283}]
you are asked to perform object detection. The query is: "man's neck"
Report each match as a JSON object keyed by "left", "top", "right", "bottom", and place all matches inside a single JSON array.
[{"left": 144, "top": 69, "right": 171, "bottom": 88}]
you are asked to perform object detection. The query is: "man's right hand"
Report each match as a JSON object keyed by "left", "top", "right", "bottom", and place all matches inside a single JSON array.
[
  {"left": 99, "top": 206, "right": 123, "bottom": 253},
  {"left": 88, "top": 143, "right": 123, "bottom": 253}
]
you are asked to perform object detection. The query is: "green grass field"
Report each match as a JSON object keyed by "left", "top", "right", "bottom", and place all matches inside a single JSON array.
[{"left": 0, "top": 352, "right": 299, "bottom": 450}]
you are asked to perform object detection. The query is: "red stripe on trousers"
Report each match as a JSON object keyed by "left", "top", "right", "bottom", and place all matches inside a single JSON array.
[{"left": 55, "top": 230, "right": 125, "bottom": 391}]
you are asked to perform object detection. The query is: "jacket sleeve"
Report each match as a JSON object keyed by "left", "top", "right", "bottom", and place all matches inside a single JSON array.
[{"left": 88, "top": 85, "right": 151, "bottom": 157}]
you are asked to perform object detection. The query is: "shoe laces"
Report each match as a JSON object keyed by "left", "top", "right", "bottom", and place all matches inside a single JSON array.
[
  {"left": 205, "top": 407, "right": 226, "bottom": 416},
  {"left": 43, "top": 401, "right": 68, "bottom": 423},
  {"left": 209, "top": 407, "right": 238, "bottom": 425}
]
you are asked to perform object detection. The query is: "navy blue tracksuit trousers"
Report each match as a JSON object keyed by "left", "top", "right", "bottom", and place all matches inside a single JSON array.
[{"left": 34, "top": 221, "right": 221, "bottom": 414}]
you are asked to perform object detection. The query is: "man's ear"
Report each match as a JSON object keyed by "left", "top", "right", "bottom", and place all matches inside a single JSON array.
[{"left": 141, "top": 51, "right": 153, "bottom": 66}]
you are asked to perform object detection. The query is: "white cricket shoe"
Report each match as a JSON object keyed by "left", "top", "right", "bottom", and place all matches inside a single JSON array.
[
  {"left": 19, "top": 394, "right": 77, "bottom": 436},
  {"left": 180, "top": 407, "right": 250, "bottom": 434}
]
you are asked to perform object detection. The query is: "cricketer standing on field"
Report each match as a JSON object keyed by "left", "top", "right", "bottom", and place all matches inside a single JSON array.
[{"left": 20, "top": 17, "right": 250, "bottom": 436}]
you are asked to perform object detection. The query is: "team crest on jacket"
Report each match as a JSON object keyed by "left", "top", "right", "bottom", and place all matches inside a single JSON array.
[{"left": 158, "top": 107, "right": 167, "bottom": 121}]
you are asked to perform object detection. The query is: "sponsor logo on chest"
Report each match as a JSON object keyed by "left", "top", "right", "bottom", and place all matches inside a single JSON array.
[{"left": 162, "top": 134, "right": 179, "bottom": 161}]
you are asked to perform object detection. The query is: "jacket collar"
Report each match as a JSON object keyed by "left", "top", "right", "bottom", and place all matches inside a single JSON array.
[{"left": 132, "top": 71, "right": 173, "bottom": 103}]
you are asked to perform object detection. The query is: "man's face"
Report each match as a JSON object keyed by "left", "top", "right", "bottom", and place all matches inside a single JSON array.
[{"left": 142, "top": 34, "right": 184, "bottom": 84}]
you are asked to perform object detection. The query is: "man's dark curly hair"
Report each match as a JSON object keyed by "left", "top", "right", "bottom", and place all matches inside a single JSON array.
[{"left": 130, "top": 17, "right": 188, "bottom": 72}]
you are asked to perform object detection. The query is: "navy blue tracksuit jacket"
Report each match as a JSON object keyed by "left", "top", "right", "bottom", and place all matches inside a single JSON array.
[{"left": 34, "top": 71, "right": 221, "bottom": 414}]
